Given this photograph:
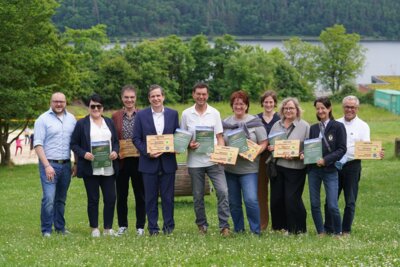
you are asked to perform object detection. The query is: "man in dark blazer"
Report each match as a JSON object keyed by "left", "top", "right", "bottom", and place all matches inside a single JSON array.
[{"left": 133, "top": 84, "right": 179, "bottom": 235}]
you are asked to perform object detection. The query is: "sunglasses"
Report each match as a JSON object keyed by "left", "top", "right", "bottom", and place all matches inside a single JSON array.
[{"left": 90, "top": 104, "right": 103, "bottom": 110}]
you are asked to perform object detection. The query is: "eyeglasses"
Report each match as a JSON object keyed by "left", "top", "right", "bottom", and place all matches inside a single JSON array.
[
  {"left": 344, "top": 106, "right": 357, "bottom": 110},
  {"left": 90, "top": 104, "right": 103, "bottom": 110},
  {"left": 283, "top": 107, "right": 296, "bottom": 111}
]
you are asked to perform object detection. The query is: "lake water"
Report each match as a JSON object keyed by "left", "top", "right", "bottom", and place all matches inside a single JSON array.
[
  {"left": 106, "top": 41, "right": 400, "bottom": 85},
  {"left": 240, "top": 41, "right": 400, "bottom": 84}
]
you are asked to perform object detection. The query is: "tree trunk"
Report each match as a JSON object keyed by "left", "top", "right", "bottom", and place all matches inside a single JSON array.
[
  {"left": 1, "top": 142, "right": 11, "bottom": 166},
  {"left": 0, "top": 119, "right": 29, "bottom": 166}
]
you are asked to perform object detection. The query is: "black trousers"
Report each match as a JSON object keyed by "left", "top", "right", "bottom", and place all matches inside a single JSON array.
[
  {"left": 116, "top": 157, "right": 146, "bottom": 229},
  {"left": 83, "top": 175, "right": 116, "bottom": 229},
  {"left": 325, "top": 160, "right": 362, "bottom": 233},
  {"left": 270, "top": 165, "right": 307, "bottom": 234}
]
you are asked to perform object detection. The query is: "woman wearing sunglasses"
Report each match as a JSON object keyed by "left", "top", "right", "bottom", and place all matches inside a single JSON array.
[{"left": 71, "top": 94, "right": 119, "bottom": 237}]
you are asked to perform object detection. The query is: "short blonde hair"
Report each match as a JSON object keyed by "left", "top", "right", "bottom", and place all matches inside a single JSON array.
[{"left": 278, "top": 97, "right": 302, "bottom": 119}]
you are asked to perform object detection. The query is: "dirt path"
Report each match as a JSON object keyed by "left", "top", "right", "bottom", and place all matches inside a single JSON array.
[{"left": 8, "top": 133, "right": 38, "bottom": 165}]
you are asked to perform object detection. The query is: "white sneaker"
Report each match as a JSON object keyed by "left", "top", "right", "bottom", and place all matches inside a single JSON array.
[
  {"left": 91, "top": 228, "right": 100, "bottom": 238},
  {"left": 42, "top": 232, "right": 51, "bottom": 238},
  {"left": 117, "top": 227, "right": 128, "bottom": 236},
  {"left": 136, "top": 228, "right": 145, "bottom": 236},
  {"left": 103, "top": 229, "right": 117, "bottom": 237}
]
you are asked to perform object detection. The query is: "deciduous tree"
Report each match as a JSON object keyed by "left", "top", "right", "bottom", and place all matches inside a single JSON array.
[
  {"left": 158, "top": 35, "right": 195, "bottom": 103},
  {"left": 283, "top": 37, "right": 318, "bottom": 89},
  {"left": 210, "top": 34, "right": 239, "bottom": 101},
  {"left": 224, "top": 45, "right": 275, "bottom": 100},
  {"left": 187, "top": 34, "right": 214, "bottom": 88},
  {"left": 123, "top": 40, "right": 179, "bottom": 105},
  {"left": 269, "top": 48, "right": 312, "bottom": 100},
  {"left": 317, "top": 24, "right": 366, "bottom": 94},
  {"left": 0, "top": 0, "right": 80, "bottom": 165}
]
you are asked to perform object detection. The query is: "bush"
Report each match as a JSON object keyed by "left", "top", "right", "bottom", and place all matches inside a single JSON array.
[{"left": 330, "top": 83, "right": 374, "bottom": 105}]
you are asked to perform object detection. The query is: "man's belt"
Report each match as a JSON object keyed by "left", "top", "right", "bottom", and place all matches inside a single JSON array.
[{"left": 48, "top": 159, "right": 70, "bottom": 164}]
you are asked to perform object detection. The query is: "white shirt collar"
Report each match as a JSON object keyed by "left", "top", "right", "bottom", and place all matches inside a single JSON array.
[
  {"left": 151, "top": 107, "right": 164, "bottom": 114},
  {"left": 343, "top": 115, "right": 358, "bottom": 124},
  {"left": 191, "top": 104, "right": 210, "bottom": 115}
]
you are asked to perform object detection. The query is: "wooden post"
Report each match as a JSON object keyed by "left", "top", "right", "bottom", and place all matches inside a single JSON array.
[
  {"left": 175, "top": 164, "right": 211, "bottom": 196},
  {"left": 395, "top": 138, "right": 400, "bottom": 157}
]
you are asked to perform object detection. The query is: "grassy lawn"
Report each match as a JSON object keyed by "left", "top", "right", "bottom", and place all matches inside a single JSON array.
[{"left": 1, "top": 103, "right": 399, "bottom": 266}]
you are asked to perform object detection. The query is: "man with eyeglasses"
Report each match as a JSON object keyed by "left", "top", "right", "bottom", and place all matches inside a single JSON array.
[
  {"left": 34, "top": 92, "right": 77, "bottom": 237},
  {"left": 112, "top": 85, "right": 146, "bottom": 236},
  {"left": 325, "top": 95, "right": 383, "bottom": 235}
]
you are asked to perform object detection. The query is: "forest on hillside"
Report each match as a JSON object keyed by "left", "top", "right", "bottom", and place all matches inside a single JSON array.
[{"left": 53, "top": 0, "right": 400, "bottom": 39}]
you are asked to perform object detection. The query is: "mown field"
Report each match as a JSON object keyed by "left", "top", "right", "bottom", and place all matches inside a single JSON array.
[{"left": 0, "top": 102, "right": 399, "bottom": 266}]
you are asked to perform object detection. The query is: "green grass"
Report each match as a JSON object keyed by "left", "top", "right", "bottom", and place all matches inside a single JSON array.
[
  {"left": 1, "top": 103, "right": 399, "bottom": 266},
  {"left": 1, "top": 157, "right": 399, "bottom": 265}
]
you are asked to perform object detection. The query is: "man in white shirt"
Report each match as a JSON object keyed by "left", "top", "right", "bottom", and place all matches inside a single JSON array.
[
  {"left": 326, "top": 95, "right": 382, "bottom": 235},
  {"left": 180, "top": 83, "right": 231, "bottom": 237}
]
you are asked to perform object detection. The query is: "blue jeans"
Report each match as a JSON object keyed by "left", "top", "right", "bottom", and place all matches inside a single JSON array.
[
  {"left": 225, "top": 172, "right": 260, "bottom": 234},
  {"left": 308, "top": 168, "right": 342, "bottom": 234},
  {"left": 39, "top": 162, "right": 71, "bottom": 234},
  {"left": 189, "top": 165, "right": 230, "bottom": 229}
]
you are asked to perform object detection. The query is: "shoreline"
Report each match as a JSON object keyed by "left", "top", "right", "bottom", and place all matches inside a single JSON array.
[{"left": 108, "top": 35, "right": 400, "bottom": 43}]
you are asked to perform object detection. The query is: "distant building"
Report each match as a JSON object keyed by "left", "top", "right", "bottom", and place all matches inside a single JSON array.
[{"left": 359, "top": 75, "right": 400, "bottom": 92}]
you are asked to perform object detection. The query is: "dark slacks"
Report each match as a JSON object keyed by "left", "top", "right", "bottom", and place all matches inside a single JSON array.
[
  {"left": 142, "top": 171, "right": 175, "bottom": 235},
  {"left": 325, "top": 160, "right": 361, "bottom": 233},
  {"left": 270, "top": 165, "right": 307, "bottom": 233},
  {"left": 83, "top": 175, "right": 116, "bottom": 229},
  {"left": 116, "top": 157, "right": 146, "bottom": 229}
]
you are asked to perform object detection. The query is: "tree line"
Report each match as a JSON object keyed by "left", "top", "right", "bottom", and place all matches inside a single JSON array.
[
  {"left": 1, "top": 0, "right": 366, "bottom": 165},
  {"left": 53, "top": 0, "right": 400, "bottom": 40},
  {"left": 64, "top": 24, "right": 365, "bottom": 109}
]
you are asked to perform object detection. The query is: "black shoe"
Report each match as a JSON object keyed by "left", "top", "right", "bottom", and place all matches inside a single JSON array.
[
  {"left": 150, "top": 231, "right": 159, "bottom": 236},
  {"left": 56, "top": 229, "right": 71, "bottom": 235}
]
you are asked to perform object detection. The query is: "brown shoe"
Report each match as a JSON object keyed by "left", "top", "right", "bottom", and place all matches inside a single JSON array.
[
  {"left": 318, "top": 232, "right": 326, "bottom": 238},
  {"left": 220, "top": 227, "right": 230, "bottom": 237},
  {"left": 342, "top": 232, "right": 350, "bottom": 237},
  {"left": 198, "top": 225, "right": 207, "bottom": 235}
]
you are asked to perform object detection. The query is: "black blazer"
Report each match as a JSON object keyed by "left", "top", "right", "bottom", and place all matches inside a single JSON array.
[
  {"left": 133, "top": 107, "right": 179, "bottom": 174},
  {"left": 309, "top": 120, "right": 347, "bottom": 171},
  {"left": 71, "top": 115, "right": 119, "bottom": 178}
]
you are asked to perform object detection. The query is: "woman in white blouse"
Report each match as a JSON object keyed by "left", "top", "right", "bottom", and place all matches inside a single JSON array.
[{"left": 71, "top": 94, "right": 119, "bottom": 237}]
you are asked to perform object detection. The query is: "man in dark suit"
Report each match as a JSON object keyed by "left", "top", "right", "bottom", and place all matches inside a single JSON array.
[{"left": 133, "top": 84, "right": 179, "bottom": 235}]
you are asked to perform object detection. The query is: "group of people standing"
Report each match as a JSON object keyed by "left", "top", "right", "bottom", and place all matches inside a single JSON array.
[{"left": 33, "top": 83, "right": 379, "bottom": 238}]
